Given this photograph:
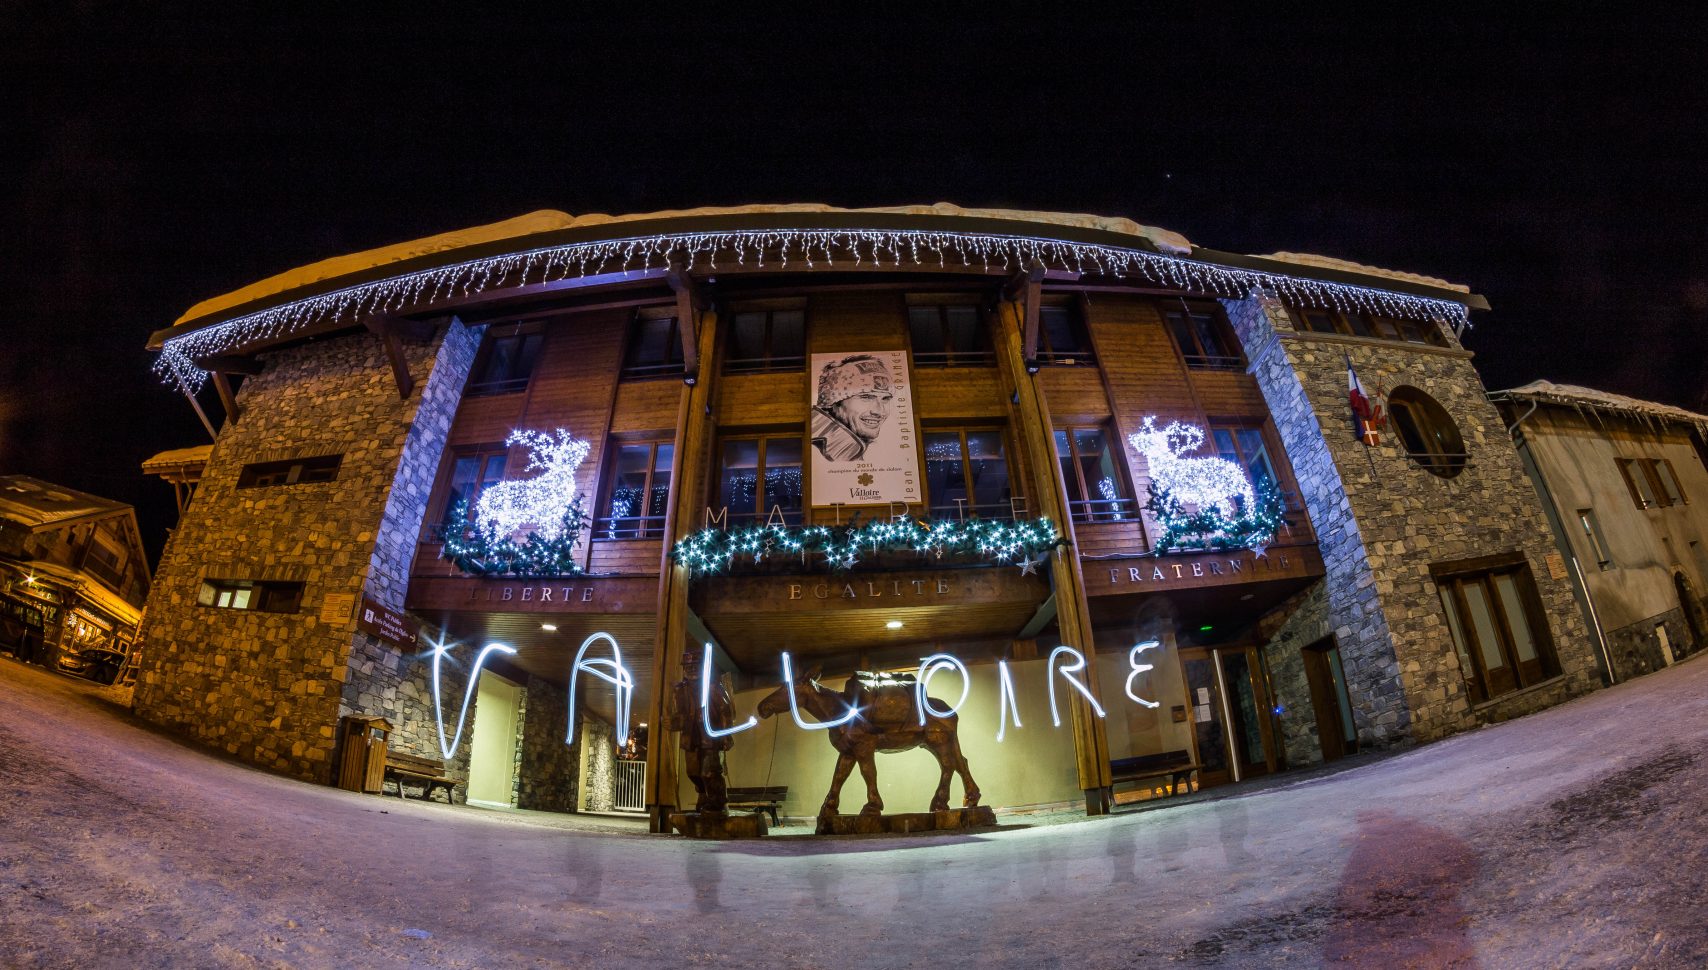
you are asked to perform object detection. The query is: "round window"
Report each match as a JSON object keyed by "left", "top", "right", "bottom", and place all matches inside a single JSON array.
[{"left": 1386, "top": 386, "right": 1467, "bottom": 478}]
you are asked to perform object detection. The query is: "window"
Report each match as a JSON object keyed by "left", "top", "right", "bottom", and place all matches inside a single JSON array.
[
  {"left": 725, "top": 307, "right": 805, "bottom": 374},
  {"left": 237, "top": 454, "right": 343, "bottom": 488},
  {"left": 1435, "top": 561, "right": 1559, "bottom": 703},
  {"left": 1164, "top": 301, "right": 1243, "bottom": 369},
  {"left": 1576, "top": 508, "right": 1613, "bottom": 569},
  {"left": 1210, "top": 425, "right": 1279, "bottom": 503},
  {"left": 1387, "top": 387, "right": 1467, "bottom": 478},
  {"left": 598, "top": 441, "right": 674, "bottom": 539},
  {"left": 923, "top": 429, "right": 1011, "bottom": 519},
  {"left": 1054, "top": 426, "right": 1131, "bottom": 522},
  {"left": 197, "top": 579, "right": 304, "bottom": 614},
  {"left": 1654, "top": 459, "right": 1688, "bottom": 506},
  {"left": 716, "top": 435, "right": 803, "bottom": 524},
  {"left": 1616, "top": 458, "right": 1659, "bottom": 509},
  {"left": 468, "top": 325, "right": 545, "bottom": 396},
  {"left": 908, "top": 301, "right": 993, "bottom": 366},
  {"left": 620, "top": 309, "right": 685, "bottom": 379},
  {"left": 1290, "top": 307, "right": 1448, "bottom": 347},
  {"left": 1036, "top": 299, "right": 1094, "bottom": 365},
  {"left": 436, "top": 448, "right": 508, "bottom": 536}
]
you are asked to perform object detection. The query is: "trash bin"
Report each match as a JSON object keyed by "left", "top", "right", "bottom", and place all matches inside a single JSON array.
[{"left": 337, "top": 715, "right": 392, "bottom": 793}]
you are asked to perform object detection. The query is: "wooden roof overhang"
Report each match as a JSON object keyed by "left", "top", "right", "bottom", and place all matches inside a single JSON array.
[{"left": 147, "top": 209, "right": 1489, "bottom": 365}]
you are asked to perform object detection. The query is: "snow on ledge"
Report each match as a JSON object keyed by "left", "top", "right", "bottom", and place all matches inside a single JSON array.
[{"left": 1492, "top": 380, "right": 1708, "bottom": 433}]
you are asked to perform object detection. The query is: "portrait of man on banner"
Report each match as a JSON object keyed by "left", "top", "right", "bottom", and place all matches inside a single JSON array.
[{"left": 811, "top": 354, "right": 895, "bottom": 462}]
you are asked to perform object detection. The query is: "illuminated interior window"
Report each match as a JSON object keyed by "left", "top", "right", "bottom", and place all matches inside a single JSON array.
[
  {"left": 598, "top": 441, "right": 674, "bottom": 539},
  {"left": 1054, "top": 426, "right": 1130, "bottom": 522},
  {"left": 923, "top": 428, "right": 1011, "bottom": 519},
  {"left": 197, "top": 579, "right": 304, "bottom": 614},
  {"left": 716, "top": 435, "right": 803, "bottom": 524}
]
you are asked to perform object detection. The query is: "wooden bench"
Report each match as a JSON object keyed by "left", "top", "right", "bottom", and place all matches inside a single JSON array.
[
  {"left": 1110, "top": 751, "right": 1199, "bottom": 799},
  {"left": 384, "top": 751, "right": 459, "bottom": 802},
  {"left": 727, "top": 786, "right": 789, "bottom": 824}
]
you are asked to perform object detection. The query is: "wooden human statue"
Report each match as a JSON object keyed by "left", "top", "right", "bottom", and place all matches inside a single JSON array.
[{"left": 668, "top": 648, "right": 734, "bottom": 814}]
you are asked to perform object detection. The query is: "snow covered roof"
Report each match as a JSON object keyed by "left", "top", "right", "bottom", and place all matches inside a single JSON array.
[
  {"left": 141, "top": 445, "right": 214, "bottom": 473},
  {"left": 0, "top": 475, "right": 133, "bottom": 532},
  {"left": 1490, "top": 380, "right": 1708, "bottom": 436},
  {"left": 1256, "top": 251, "right": 1470, "bottom": 295},
  {"left": 171, "top": 204, "right": 1199, "bottom": 329}
]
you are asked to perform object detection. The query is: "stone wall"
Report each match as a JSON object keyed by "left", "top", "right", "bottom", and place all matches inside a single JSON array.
[
  {"left": 581, "top": 717, "right": 615, "bottom": 812},
  {"left": 134, "top": 321, "right": 478, "bottom": 783},
  {"left": 1604, "top": 605, "right": 1701, "bottom": 682},
  {"left": 1256, "top": 582, "right": 1332, "bottom": 767},
  {"left": 1226, "top": 294, "right": 1600, "bottom": 746},
  {"left": 518, "top": 673, "right": 581, "bottom": 812}
]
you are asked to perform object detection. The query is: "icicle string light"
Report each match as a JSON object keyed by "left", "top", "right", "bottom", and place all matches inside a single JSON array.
[
  {"left": 156, "top": 228, "right": 1472, "bottom": 392},
  {"left": 669, "top": 514, "right": 1066, "bottom": 580}
]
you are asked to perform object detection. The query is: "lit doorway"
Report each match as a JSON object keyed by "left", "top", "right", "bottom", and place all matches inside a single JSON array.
[
  {"left": 466, "top": 672, "right": 522, "bottom": 808},
  {"left": 1179, "top": 645, "right": 1278, "bottom": 788}
]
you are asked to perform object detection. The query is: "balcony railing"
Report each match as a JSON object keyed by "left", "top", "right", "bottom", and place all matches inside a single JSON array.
[
  {"left": 912, "top": 350, "right": 997, "bottom": 368},
  {"left": 1183, "top": 354, "right": 1245, "bottom": 371},
  {"left": 594, "top": 514, "right": 668, "bottom": 541},
  {"left": 1068, "top": 498, "right": 1138, "bottom": 524},
  {"left": 724, "top": 355, "right": 806, "bottom": 375}
]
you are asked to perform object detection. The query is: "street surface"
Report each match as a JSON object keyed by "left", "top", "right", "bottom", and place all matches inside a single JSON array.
[{"left": 3, "top": 653, "right": 1705, "bottom": 968}]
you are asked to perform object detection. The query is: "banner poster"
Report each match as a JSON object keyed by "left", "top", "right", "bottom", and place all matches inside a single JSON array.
[{"left": 808, "top": 350, "right": 921, "bottom": 506}]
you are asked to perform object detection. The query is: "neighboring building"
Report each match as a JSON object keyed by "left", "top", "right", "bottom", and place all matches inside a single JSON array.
[
  {"left": 132, "top": 204, "right": 1597, "bottom": 830},
  {"left": 142, "top": 445, "right": 213, "bottom": 520},
  {"left": 0, "top": 475, "right": 151, "bottom": 685},
  {"left": 1491, "top": 380, "right": 1708, "bottom": 682}
]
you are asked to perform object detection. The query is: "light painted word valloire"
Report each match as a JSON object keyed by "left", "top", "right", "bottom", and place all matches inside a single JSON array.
[{"left": 428, "top": 632, "right": 1166, "bottom": 757}]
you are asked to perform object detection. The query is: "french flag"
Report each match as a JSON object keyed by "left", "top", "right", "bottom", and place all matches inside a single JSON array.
[{"left": 1347, "top": 356, "right": 1381, "bottom": 446}]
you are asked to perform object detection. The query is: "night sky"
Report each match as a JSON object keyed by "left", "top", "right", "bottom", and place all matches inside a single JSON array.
[{"left": 7, "top": 7, "right": 1706, "bottom": 564}]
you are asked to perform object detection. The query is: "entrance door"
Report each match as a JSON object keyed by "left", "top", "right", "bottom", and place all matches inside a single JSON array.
[
  {"left": 1180, "top": 646, "right": 1279, "bottom": 788},
  {"left": 466, "top": 673, "right": 522, "bottom": 808},
  {"left": 1302, "top": 638, "right": 1359, "bottom": 762}
]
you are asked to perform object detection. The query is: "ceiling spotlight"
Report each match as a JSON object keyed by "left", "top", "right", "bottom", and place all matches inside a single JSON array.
[
  {"left": 540, "top": 623, "right": 558, "bottom": 632},
  {"left": 886, "top": 620, "right": 904, "bottom": 630}
]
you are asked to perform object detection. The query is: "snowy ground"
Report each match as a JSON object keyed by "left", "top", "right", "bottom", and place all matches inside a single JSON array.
[{"left": 3, "top": 654, "right": 1706, "bottom": 969}]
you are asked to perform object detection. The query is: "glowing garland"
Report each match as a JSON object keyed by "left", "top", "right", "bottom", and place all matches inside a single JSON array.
[
  {"left": 156, "top": 228, "right": 1471, "bottom": 393},
  {"left": 670, "top": 515, "right": 1065, "bottom": 579},
  {"left": 440, "top": 427, "right": 592, "bottom": 577},
  {"left": 1145, "top": 478, "right": 1286, "bottom": 555},
  {"left": 1129, "top": 417, "right": 1286, "bottom": 555}
]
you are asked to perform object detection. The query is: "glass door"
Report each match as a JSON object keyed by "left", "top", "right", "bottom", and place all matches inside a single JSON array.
[{"left": 1179, "top": 645, "right": 1279, "bottom": 787}]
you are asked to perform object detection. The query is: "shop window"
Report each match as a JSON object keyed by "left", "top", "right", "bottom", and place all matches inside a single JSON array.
[
  {"left": 1164, "top": 301, "right": 1243, "bottom": 370},
  {"left": 1054, "top": 426, "right": 1131, "bottom": 522},
  {"left": 237, "top": 454, "right": 343, "bottom": 488},
  {"left": 436, "top": 448, "right": 508, "bottom": 537},
  {"left": 725, "top": 307, "right": 806, "bottom": 374},
  {"left": 620, "top": 309, "right": 685, "bottom": 379},
  {"left": 1036, "top": 300, "right": 1094, "bottom": 366},
  {"left": 716, "top": 435, "right": 803, "bottom": 524},
  {"left": 1209, "top": 425, "right": 1279, "bottom": 505},
  {"left": 923, "top": 429, "right": 1011, "bottom": 519},
  {"left": 908, "top": 301, "right": 993, "bottom": 367},
  {"left": 1290, "top": 306, "right": 1448, "bottom": 347},
  {"left": 1435, "top": 560, "right": 1559, "bottom": 704},
  {"left": 467, "top": 324, "right": 545, "bottom": 397},
  {"left": 197, "top": 579, "right": 304, "bottom": 614},
  {"left": 598, "top": 441, "right": 674, "bottom": 539},
  {"left": 1576, "top": 508, "right": 1613, "bottom": 570},
  {"left": 1387, "top": 387, "right": 1467, "bottom": 478}
]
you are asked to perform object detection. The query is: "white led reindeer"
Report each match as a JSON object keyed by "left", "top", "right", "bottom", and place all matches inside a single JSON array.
[
  {"left": 1127, "top": 417, "right": 1254, "bottom": 519},
  {"left": 474, "top": 428, "right": 591, "bottom": 543}
]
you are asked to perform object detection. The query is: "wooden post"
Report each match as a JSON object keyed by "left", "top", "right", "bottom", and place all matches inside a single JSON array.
[
  {"left": 666, "top": 260, "right": 704, "bottom": 383},
  {"left": 644, "top": 306, "right": 721, "bottom": 832},
  {"left": 993, "top": 295, "right": 1113, "bottom": 813}
]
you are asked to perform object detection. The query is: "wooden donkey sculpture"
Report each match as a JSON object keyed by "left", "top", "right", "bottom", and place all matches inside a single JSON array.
[{"left": 757, "top": 665, "right": 981, "bottom": 831}]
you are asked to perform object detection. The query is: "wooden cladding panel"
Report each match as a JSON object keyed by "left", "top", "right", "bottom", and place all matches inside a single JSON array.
[
  {"left": 805, "top": 291, "right": 908, "bottom": 352},
  {"left": 610, "top": 380, "right": 683, "bottom": 435},
  {"left": 1084, "top": 297, "right": 1198, "bottom": 421},
  {"left": 1036, "top": 368, "right": 1111, "bottom": 422},
  {"left": 1072, "top": 520, "right": 1149, "bottom": 558},
  {"left": 1192, "top": 370, "right": 1269, "bottom": 420},
  {"left": 717, "top": 372, "right": 809, "bottom": 427},
  {"left": 588, "top": 540, "right": 664, "bottom": 576},
  {"left": 913, "top": 367, "right": 1006, "bottom": 419},
  {"left": 520, "top": 308, "right": 627, "bottom": 424},
  {"left": 445, "top": 394, "right": 527, "bottom": 448}
]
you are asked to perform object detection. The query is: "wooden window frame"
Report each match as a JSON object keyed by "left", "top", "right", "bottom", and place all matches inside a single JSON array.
[
  {"left": 1035, "top": 297, "right": 1095, "bottom": 366},
  {"left": 237, "top": 454, "right": 344, "bottom": 489},
  {"left": 1162, "top": 299, "right": 1244, "bottom": 370},
  {"left": 1388, "top": 389, "right": 1468, "bottom": 478},
  {"left": 906, "top": 298, "right": 995, "bottom": 367},
  {"left": 430, "top": 445, "right": 510, "bottom": 539},
  {"left": 466, "top": 322, "right": 546, "bottom": 397},
  {"left": 1654, "top": 458, "right": 1688, "bottom": 506},
  {"left": 1432, "top": 558, "right": 1560, "bottom": 703},
  {"left": 619, "top": 307, "right": 686, "bottom": 380},
  {"left": 1290, "top": 306, "right": 1449, "bottom": 348},
  {"left": 1616, "top": 457, "right": 1660, "bottom": 509},
  {"left": 1054, "top": 424, "right": 1132, "bottom": 523},
  {"left": 723, "top": 305, "right": 807, "bottom": 375},
  {"left": 197, "top": 578, "right": 305, "bottom": 614},
  {"left": 713, "top": 432, "right": 806, "bottom": 525},
  {"left": 595, "top": 439, "right": 674, "bottom": 541},
  {"left": 921, "top": 426, "right": 1014, "bottom": 520}
]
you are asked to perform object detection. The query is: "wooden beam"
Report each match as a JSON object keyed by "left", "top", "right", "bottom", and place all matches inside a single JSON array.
[
  {"left": 181, "top": 387, "right": 218, "bottom": 441},
  {"left": 196, "top": 355, "right": 264, "bottom": 376},
  {"left": 1005, "top": 260, "right": 1047, "bottom": 369},
  {"left": 363, "top": 316, "right": 415, "bottom": 400},
  {"left": 666, "top": 261, "right": 705, "bottom": 382},
  {"left": 211, "top": 371, "right": 241, "bottom": 424}
]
